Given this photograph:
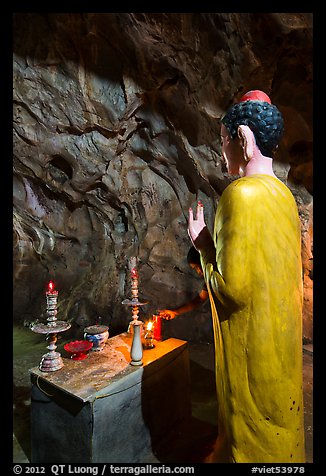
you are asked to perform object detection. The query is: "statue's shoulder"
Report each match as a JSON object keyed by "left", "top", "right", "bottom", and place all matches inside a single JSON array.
[
  {"left": 224, "top": 175, "right": 290, "bottom": 198},
  {"left": 222, "top": 176, "right": 260, "bottom": 201}
]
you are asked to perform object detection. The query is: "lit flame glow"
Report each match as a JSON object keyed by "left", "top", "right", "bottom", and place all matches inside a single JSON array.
[
  {"left": 146, "top": 321, "right": 153, "bottom": 331},
  {"left": 47, "top": 281, "right": 55, "bottom": 292}
]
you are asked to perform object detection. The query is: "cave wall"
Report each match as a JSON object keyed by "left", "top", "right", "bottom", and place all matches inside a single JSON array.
[{"left": 13, "top": 13, "right": 313, "bottom": 342}]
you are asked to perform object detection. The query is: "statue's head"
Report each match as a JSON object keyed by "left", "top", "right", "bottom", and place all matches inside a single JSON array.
[{"left": 221, "top": 90, "right": 284, "bottom": 157}]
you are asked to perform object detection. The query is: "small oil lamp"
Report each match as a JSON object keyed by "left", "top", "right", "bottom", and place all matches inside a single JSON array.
[{"left": 144, "top": 320, "right": 154, "bottom": 349}]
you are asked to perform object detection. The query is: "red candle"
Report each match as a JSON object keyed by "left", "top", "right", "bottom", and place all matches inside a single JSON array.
[
  {"left": 45, "top": 281, "right": 58, "bottom": 324},
  {"left": 153, "top": 314, "right": 162, "bottom": 341},
  {"left": 47, "top": 281, "right": 56, "bottom": 293}
]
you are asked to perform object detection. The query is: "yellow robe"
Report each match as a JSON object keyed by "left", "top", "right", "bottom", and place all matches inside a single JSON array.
[{"left": 199, "top": 174, "right": 305, "bottom": 463}]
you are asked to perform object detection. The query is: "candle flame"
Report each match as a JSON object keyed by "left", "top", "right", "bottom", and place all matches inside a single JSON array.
[
  {"left": 146, "top": 321, "right": 153, "bottom": 331},
  {"left": 48, "top": 281, "right": 55, "bottom": 292}
]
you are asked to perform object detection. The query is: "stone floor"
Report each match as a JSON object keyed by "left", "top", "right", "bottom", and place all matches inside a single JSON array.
[{"left": 12, "top": 326, "right": 313, "bottom": 464}]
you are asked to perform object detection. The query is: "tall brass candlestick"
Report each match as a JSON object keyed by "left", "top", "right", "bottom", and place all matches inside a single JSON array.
[
  {"left": 31, "top": 281, "right": 71, "bottom": 372},
  {"left": 122, "top": 257, "right": 149, "bottom": 365}
]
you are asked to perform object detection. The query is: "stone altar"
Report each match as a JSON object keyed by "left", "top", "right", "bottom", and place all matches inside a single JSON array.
[{"left": 30, "top": 333, "right": 191, "bottom": 463}]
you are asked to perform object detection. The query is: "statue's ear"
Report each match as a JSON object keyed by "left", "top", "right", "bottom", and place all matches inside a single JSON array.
[{"left": 237, "top": 125, "right": 255, "bottom": 161}]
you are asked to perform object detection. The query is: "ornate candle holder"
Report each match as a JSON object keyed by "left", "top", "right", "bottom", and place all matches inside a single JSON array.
[
  {"left": 129, "top": 320, "right": 143, "bottom": 366},
  {"left": 31, "top": 281, "right": 71, "bottom": 372},
  {"left": 122, "top": 257, "right": 149, "bottom": 365}
]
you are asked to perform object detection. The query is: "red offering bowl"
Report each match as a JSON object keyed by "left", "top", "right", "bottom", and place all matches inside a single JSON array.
[{"left": 64, "top": 340, "right": 93, "bottom": 360}]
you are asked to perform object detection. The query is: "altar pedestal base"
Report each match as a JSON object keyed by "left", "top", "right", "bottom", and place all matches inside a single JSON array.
[{"left": 30, "top": 333, "right": 191, "bottom": 463}]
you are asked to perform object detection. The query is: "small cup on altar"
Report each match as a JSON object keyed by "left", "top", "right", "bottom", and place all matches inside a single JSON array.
[
  {"left": 152, "top": 314, "right": 162, "bottom": 341},
  {"left": 144, "top": 321, "right": 154, "bottom": 349},
  {"left": 84, "top": 325, "right": 109, "bottom": 351}
]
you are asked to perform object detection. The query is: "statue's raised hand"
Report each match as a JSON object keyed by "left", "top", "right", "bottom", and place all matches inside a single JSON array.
[{"left": 188, "top": 201, "right": 206, "bottom": 247}]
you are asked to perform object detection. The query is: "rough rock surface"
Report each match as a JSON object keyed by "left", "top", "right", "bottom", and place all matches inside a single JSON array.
[{"left": 13, "top": 13, "right": 313, "bottom": 342}]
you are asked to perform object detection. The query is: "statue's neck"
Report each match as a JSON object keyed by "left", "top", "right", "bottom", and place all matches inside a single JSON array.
[{"left": 244, "top": 154, "right": 276, "bottom": 178}]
